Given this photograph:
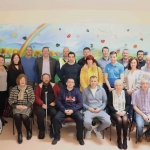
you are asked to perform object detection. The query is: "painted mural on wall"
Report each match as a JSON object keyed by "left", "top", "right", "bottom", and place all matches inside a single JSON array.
[{"left": 0, "top": 23, "right": 149, "bottom": 61}]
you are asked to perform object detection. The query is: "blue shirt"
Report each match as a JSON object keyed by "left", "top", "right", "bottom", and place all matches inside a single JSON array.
[
  {"left": 21, "top": 56, "right": 38, "bottom": 82},
  {"left": 105, "top": 62, "right": 124, "bottom": 87},
  {"left": 97, "top": 57, "right": 111, "bottom": 73}
]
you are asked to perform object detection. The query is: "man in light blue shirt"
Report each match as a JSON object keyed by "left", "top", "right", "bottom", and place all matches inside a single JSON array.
[
  {"left": 104, "top": 51, "right": 124, "bottom": 92},
  {"left": 21, "top": 46, "right": 38, "bottom": 88}
]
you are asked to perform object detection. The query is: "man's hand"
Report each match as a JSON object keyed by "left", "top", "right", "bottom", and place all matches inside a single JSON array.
[
  {"left": 127, "top": 90, "right": 132, "bottom": 95},
  {"left": 50, "top": 102, "right": 55, "bottom": 106},
  {"left": 119, "top": 111, "right": 126, "bottom": 116},
  {"left": 142, "top": 114, "right": 149, "bottom": 122},
  {"left": 64, "top": 110, "right": 73, "bottom": 115},
  {"left": 88, "top": 108, "right": 95, "bottom": 113},
  {"left": 42, "top": 104, "right": 47, "bottom": 109},
  {"left": 94, "top": 108, "right": 100, "bottom": 113}
]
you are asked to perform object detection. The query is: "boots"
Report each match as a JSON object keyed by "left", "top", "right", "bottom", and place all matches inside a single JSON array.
[
  {"left": 18, "top": 133, "right": 23, "bottom": 144},
  {"left": 123, "top": 138, "right": 127, "bottom": 149},
  {"left": 27, "top": 130, "right": 32, "bottom": 140},
  {"left": 117, "top": 139, "right": 123, "bottom": 149}
]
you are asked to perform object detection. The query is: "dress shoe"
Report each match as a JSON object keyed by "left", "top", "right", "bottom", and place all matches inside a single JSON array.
[
  {"left": 38, "top": 130, "right": 45, "bottom": 139},
  {"left": 49, "top": 128, "right": 54, "bottom": 138},
  {"left": 18, "top": 133, "right": 23, "bottom": 144},
  {"left": 77, "top": 139, "right": 85, "bottom": 145},
  {"left": 123, "top": 139, "right": 127, "bottom": 149},
  {"left": 137, "top": 136, "right": 143, "bottom": 142},
  {"left": 27, "top": 130, "right": 32, "bottom": 140},
  {"left": 52, "top": 138, "right": 60, "bottom": 145},
  {"left": 117, "top": 139, "right": 123, "bottom": 149}
]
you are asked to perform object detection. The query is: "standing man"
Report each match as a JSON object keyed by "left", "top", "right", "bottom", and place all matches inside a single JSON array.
[
  {"left": 52, "top": 78, "right": 84, "bottom": 145},
  {"left": 132, "top": 79, "right": 150, "bottom": 142},
  {"left": 118, "top": 49, "right": 130, "bottom": 70},
  {"left": 60, "top": 52, "right": 81, "bottom": 88},
  {"left": 78, "top": 47, "right": 99, "bottom": 67},
  {"left": 104, "top": 51, "right": 124, "bottom": 93},
  {"left": 137, "top": 50, "right": 146, "bottom": 69},
  {"left": 21, "top": 46, "right": 38, "bottom": 88},
  {"left": 82, "top": 76, "right": 111, "bottom": 139},
  {"left": 36, "top": 47, "right": 56, "bottom": 83},
  {"left": 141, "top": 54, "right": 150, "bottom": 81},
  {"left": 97, "top": 46, "right": 110, "bottom": 94}
]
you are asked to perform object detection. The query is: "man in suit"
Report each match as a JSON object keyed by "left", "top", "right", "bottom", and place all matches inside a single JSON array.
[
  {"left": 36, "top": 47, "right": 56, "bottom": 83},
  {"left": 118, "top": 49, "right": 130, "bottom": 70}
]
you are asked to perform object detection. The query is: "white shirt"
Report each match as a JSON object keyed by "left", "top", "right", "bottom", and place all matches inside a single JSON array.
[
  {"left": 90, "top": 87, "right": 97, "bottom": 98},
  {"left": 42, "top": 58, "right": 50, "bottom": 78}
]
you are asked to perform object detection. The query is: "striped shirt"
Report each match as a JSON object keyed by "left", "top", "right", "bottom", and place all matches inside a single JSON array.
[{"left": 132, "top": 88, "right": 150, "bottom": 116}]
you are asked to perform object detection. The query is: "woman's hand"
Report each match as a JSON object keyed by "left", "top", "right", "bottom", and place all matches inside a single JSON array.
[
  {"left": 127, "top": 90, "right": 132, "bottom": 95},
  {"left": 50, "top": 102, "right": 55, "bottom": 106},
  {"left": 109, "top": 87, "right": 114, "bottom": 92},
  {"left": 16, "top": 105, "right": 23, "bottom": 110},
  {"left": 119, "top": 111, "right": 126, "bottom": 116}
]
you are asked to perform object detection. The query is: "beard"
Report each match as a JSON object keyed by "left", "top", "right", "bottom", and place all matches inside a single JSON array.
[{"left": 43, "top": 80, "right": 50, "bottom": 85}]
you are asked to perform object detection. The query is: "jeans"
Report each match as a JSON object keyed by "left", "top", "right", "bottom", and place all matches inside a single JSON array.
[{"left": 53, "top": 110, "right": 83, "bottom": 140}]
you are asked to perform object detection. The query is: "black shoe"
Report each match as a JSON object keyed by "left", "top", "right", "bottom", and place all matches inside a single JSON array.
[
  {"left": 52, "top": 138, "right": 60, "bottom": 145},
  {"left": 27, "top": 130, "right": 32, "bottom": 140},
  {"left": 117, "top": 140, "right": 123, "bottom": 149},
  {"left": 123, "top": 139, "right": 127, "bottom": 149},
  {"left": 49, "top": 128, "right": 54, "bottom": 138},
  {"left": 38, "top": 130, "right": 45, "bottom": 139},
  {"left": 18, "top": 133, "right": 23, "bottom": 144},
  {"left": 78, "top": 139, "right": 85, "bottom": 145}
]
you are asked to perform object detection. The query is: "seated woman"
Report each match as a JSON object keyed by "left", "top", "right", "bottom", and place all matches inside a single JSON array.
[
  {"left": 8, "top": 74, "right": 35, "bottom": 144},
  {"left": 80, "top": 55, "right": 103, "bottom": 92},
  {"left": 107, "top": 79, "right": 130, "bottom": 150}
]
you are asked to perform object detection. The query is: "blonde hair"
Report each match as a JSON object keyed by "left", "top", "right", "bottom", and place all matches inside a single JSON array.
[{"left": 16, "top": 74, "right": 27, "bottom": 85}]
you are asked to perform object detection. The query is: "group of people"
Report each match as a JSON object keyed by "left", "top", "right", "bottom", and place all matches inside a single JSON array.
[{"left": 0, "top": 46, "right": 150, "bottom": 149}]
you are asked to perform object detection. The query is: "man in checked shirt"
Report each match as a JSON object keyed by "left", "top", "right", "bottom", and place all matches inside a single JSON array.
[{"left": 132, "top": 79, "right": 150, "bottom": 142}]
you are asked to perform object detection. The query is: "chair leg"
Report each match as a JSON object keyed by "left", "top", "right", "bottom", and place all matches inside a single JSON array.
[
  {"left": 128, "top": 122, "right": 131, "bottom": 141},
  {"left": 136, "top": 129, "right": 138, "bottom": 144},
  {"left": 31, "top": 118, "right": 32, "bottom": 133},
  {"left": 13, "top": 117, "right": 15, "bottom": 135},
  {"left": 84, "top": 127, "right": 86, "bottom": 139},
  {"left": 102, "top": 130, "right": 104, "bottom": 139},
  {"left": 110, "top": 125, "right": 111, "bottom": 141}
]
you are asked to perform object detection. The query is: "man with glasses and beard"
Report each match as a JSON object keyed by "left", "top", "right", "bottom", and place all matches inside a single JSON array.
[
  {"left": 35, "top": 73, "right": 60, "bottom": 139},
  {"left": 137, "top": 50, "right": 146, "bottom": 69}
]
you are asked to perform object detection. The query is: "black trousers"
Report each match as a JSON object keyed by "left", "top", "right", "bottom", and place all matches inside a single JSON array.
[
  {"left": 53, "top": 110, "right": 83, "bottom": 140},
  {"left": 0, "top": 91, "right": 7, "bottom": 117},
  {"left": 36, "top": 105, "right": 57, "bottom": 130}
]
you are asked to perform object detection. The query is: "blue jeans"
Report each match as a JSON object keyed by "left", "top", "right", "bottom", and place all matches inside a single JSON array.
[{"left": 135, "top": 112, "right": 145, "bottom": 136}]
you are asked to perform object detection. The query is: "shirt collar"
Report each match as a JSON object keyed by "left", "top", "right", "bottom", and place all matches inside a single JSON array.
[{"left": 102, "top": 57, "right": 109, "bottom": 61}]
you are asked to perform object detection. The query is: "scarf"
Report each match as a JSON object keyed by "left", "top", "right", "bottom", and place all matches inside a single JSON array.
[
  {"left": 18, "top": 85, "right": 27, "bottom": 100},
  {"left": 112, "top": 90, "right": 125, "bottom": 112}
]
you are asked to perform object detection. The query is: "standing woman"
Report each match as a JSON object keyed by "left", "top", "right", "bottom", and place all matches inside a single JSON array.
[
  {"left": 8, "top": 53, "right": 24, "bottom": 93},
  {"left": 0, "top": 55, "right": 8, "bottom": 125},
  {"left": 108, "top": 80, "right": 130, "bottom": 149},
  {"left": 80, "top": 55, "right": 103, "bottom": 92},
  {"left": 124, "top": 57, "right": 142, "bottom": 131}
]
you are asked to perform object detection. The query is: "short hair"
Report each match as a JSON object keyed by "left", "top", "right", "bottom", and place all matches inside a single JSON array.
[
  {"left": 67, "top": 78, "right": 75, "bottom": 82},
  {"left": 63, "top": 47, "right": 70, "bottom": 51},
  {"left": 68, "top": 51, "right": 75, "bottom": 57},
  {"left": 86, "top": 55, "right": 95, "bottom": 64},
  {"left": 114, "top": 79, "right": 123, "bottom": 86},
  {"left": 42, "top": 73, "right": 51, "bottom": 78},
  {"left": 0, "top": 55, "right": 5, "bottom": 60},
  {"left": 42, "top": 47, "right": 49, "bottom": 52},
  {"left": 83, "top": 47, "right": 90, "bottom": 52},
  {"left": 137, "top": 50, "right": 144, "bottom": 55},
  {"left": 102, "top": 46, "right": 109, "bottom": 52},
  {"left": 146, "top": 54, "right": 150, "bottom": 59},
  {"left": 123, "top": 49, "right": 129, "bottom": 52},
  {"left": 90, "top": 76, "right": 97, "bottom": 80},
  {"left": 128, "top": 57, "right": 139, "bottom": 70},
  {"left": 110, "top": 51, "right": 117, "bottom": 56},
  {"left": 16, "top": 74, "right": 27, "bottom": 85},
  {"left": 26, "top": 46, "right": 32, "bottom": 50}
]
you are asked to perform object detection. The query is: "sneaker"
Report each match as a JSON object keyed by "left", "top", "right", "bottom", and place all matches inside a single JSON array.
[
  {"left": 85, "top": 130, "right": 92, "bottom": 138},
  {"left": 93, "top": 128, "right": 103, "bottom": 139},
  {"left": 52, "top": 138, "right": 60, "bottom": 145},
  {"left": 77, "top": 139, "right": 85, "bottom": 145},
  {"left": 38, "top": 130, "right": 45, "bottom": 139},
  {"left": 137, "top": 136, "right": 143, "bottom": 142}
]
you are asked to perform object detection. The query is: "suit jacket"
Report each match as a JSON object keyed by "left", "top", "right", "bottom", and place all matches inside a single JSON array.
[
  {"left": 118, "top": 59, "right": 128, "bottom": 70},
  {"left": 36, "top": 56, "right": 56, "bottom": 83}
]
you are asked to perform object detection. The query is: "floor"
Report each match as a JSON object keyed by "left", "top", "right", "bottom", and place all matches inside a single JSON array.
[{"left": 0, "top": 118, "right": 150, "bottom": 150}]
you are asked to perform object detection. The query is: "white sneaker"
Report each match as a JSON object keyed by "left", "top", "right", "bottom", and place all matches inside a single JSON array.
[
  {"left": 85, "top": 130, "right": 92, "bottom": 138},
  {"left": 93, "top": 128, "right": 103, "bottom": 139}
]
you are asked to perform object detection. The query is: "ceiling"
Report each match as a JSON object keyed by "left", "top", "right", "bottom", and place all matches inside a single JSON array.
[{"left": 0, "top": 0, "right": 150, "bottom": 11}]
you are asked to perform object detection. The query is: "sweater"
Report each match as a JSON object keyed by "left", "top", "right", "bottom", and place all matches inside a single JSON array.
[
  {"left": 34, "top": 82, "right": 60, "bottom": 106},
  {"left": 80, "top": 63, "right": 103, "bottom": 92},
  {"left": 82, "top": 85, "right": 107, "bottom": 110},
  {"left": 107, "top": 91, "right": 130, "bottom": 114},
  {"left": 59, "top": 63, "right": 81, "bottom": 88},
  {"left": 21, "top": 56, "right": 38, "bottom": 82},
  {"left": 56, "top": 88, "right": 83, "bottom": 112}
]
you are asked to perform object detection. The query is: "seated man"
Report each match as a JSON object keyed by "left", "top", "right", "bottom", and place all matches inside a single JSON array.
[
  {"left": 132, "top": 79, "right": 150, "bottom": 142},
  {"left": 35, "top": 73, "right": 60, "bottom": 139},
  {"left": 82, "top": 76, "right": 111, "bottom": 139},
  {"left": 52, "top": 78, "right": 84, "bottom": 145}
]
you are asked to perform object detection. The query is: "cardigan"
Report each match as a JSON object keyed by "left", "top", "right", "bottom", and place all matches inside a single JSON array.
[
  {"left": 8, "top": 85, "right": 35, "bottom": 116},
  {"left": 34, "top": 82, "right": 60, "bottom": 106},
  {"left": 80, "top": 63, "right": 103, "bottom": 92},
  {"left": 107, "top": 91, "right": 130, "bottom": 114},
  {"left": 124, "top": 69, "right": 142, "bottom": 92}
]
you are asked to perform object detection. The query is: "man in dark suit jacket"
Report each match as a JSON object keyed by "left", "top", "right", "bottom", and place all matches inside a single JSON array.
[
  {"left": 36, "top": 47, "right": 56, "bottom": 83},
  {"left": 118, "top": 49, "right": 130, "bottom": 70}
]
